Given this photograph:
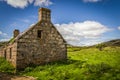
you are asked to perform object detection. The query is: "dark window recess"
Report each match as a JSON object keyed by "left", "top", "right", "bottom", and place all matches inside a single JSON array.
[
  {"left": 4, "top": 50, "right": 6, "bottom": 59},
  {"left": 10, "top": 48, "right": 12, "bottom": 59},
  {"left": 21, "top": 53, "right": 24, "bottom": 57},
  {"left": 32, "top": 54, "right": 35, "bottom": 58},
  {"left": 37, "top": 30, "right": 42, "bottom": 38}
]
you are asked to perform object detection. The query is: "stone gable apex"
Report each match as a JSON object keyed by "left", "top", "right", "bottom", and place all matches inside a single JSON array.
[{"left": 13, "top": 21, "right": 66, "bottom": 43}]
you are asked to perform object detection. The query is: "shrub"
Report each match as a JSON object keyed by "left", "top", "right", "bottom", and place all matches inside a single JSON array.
[
  {"left": 0, "top": 57, "right": 15, "bottom": 73},
  {"left": 96, "top": 43, "right": 106, "bottom": 51},
  {"left": 24, "top": 67, "right": 33, "bottom": 73}
]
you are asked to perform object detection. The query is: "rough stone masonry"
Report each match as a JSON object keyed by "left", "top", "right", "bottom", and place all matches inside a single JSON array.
[{"left": 0, "top": 8, "right": 67, "bottom": 69}]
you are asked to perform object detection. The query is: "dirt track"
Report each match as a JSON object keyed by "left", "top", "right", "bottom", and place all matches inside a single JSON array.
[{"left": 0, "top": 72, "right": 36, "bottom": 80}]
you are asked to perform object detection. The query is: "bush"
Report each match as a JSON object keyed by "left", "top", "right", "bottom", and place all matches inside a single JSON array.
[
  {"left": 96, "top": 43, "right": 106, "bottom": 51},
  {"left": 0, "top": 57, "right": 15, "bottom": 73},
  {"left": 85, "top": 63, "right": 112, "bottom": 74},
  {"left": 24, "top": 67, "right": 33, "bottom": 73}
]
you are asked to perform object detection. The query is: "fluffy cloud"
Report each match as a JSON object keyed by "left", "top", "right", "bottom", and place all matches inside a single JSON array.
[
  {"left": 55, "top": 21, "right": 111, "bottom": 46},
  {"left": 21, "top": 19, "right": 31, "bottom": 23},
  {"left": 0, "top": 31, "right": 10, "bottom": 42},
  {"left": 83, "top": 0, "right": 102, "bottom": 3},
  {"left": 118, "top": 26, "right": 120, "bottom": 30},
  {"left": 34, "top": 0, "right": 52, "bottom": 6},
  {"left": 1, "top": 0, "right": 52, "bottom": 8},
  {"left": 0, "top": 31, "right": 7, "bottom": 36},
  {"left": 0, "top": 31, "right": 2, "bottom": 35},
  {"left": 0, "top": 39, "right": 10, "bottom": 42}
]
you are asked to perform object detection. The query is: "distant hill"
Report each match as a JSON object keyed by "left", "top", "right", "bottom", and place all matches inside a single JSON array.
[
  {"left": 0, "top": 41, "right": 8, "bottom": 47},
  {"left": 67, "top": 39, "right": 120, "bottom": 47},
  {"left": 102, "top": 39, "right": 120, "bottom": 47}
]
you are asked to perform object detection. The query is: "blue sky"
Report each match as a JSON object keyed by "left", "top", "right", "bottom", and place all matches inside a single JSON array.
[{"left": 0, "top": 0, "right": 120, "bottom": 46}]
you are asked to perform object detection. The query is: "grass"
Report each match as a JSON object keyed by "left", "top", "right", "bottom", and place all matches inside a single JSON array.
[
  {"left": 9, "top": 37, "right": 15, "bottom": 43},
  {"left": 0, "top": 57, "right": 15, "bottom": 73},
  {"left": 19, "top": 46, "right": 120, "bottom": 80},
  {"left": 68, "top": 47, "right": 120, "bottom": 67}
]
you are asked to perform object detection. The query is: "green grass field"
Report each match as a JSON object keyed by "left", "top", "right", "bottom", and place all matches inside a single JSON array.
[{"left": 18, "top": 47, "right": 120, "bottom": 80}]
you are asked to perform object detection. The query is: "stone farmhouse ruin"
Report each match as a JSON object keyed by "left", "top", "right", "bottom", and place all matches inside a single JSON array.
[{"left": 0, "top": 8, "right": 67, "bottom": 69}]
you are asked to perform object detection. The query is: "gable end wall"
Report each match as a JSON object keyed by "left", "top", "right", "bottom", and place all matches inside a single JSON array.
[{"left": 16, "top": 21, "right": 67, "bottom": 69}]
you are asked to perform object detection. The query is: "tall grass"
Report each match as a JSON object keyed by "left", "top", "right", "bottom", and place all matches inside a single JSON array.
[{"left": 0, "top": 57, "right": 15, "bottom": 73}]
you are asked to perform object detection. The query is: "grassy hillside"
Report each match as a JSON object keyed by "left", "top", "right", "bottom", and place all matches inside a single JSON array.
[
  {"left": 91, "top": 39, "right": 120, "bottom": 47},
  {"left": 19, "top": 46, "right": 120, "bottom": 80}
]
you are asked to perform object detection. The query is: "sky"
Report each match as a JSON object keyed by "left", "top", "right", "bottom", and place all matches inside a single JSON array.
[{"left": 0, "top": 0, "right": 120, "bottom": 46}]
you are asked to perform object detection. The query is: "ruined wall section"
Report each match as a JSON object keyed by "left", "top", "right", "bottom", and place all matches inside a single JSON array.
[{"left": 0, "top": 42, "right": 17, "bottom": 68}]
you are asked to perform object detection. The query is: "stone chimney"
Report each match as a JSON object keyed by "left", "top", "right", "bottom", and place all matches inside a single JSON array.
[
  {"left": 38, "top": 8, "right": 51, "bottom": 21},
  {"left": 13, "top": 29, "right": 20, "bottom": 38}
]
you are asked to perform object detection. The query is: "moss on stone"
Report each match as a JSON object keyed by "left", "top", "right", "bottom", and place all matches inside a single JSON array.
[{"left": 9, "top": 38, "right": 15, "bottom": 43}]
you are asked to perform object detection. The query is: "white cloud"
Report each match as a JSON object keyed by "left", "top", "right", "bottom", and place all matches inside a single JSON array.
[
  {"left": 34, "top": 0, "right": 52, "bottom": 6},
  {"left": 83, "top": 0, "right": 102, "bottom": 3},
  {"left": 0, "top": 31, "right": 8, "bottom": 37},
  {"left": 10, "top": 22, "right": 18, "bottom": 27},
  {"left": 0, "top": 31, "right": 7, "bottom": 36},
  {"left": 0, "top": 31, "right": 10, "bottom": 42},
  {"left": 118, "top": 26, "right": 120, "bottom": 30},
  {"left": 1, "top": 0, "right": 52, "bottom": 9},
  {"left": 21, "top": 19, "right": 30, "bottom": 23},
  {"left": 0, "top": 39, "right": 10, "bottom": 42},
  {"left": 5, "top": 0, "right": 29, "bottom": 8},
  {"left": 78, "top": 39, "right": 104, "bottom": 46},
  {"left": 55, "top": 20, "right": 111, "bottom": 46},
  {"left": 30, "top": 23, "right": 35, "bottom": 26},
  {"left": 0, "top": 31, "right": 2, "bottom": 35}
]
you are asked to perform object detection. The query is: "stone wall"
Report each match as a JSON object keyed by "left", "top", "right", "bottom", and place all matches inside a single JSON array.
[
  {"left": 0, "top": 47, "right": 4, "bottom": 57},
  {"left": 16, "top": 21, "right": 67, "bottom": 69},
  {"left": 0, "top": 42, "right": 17, "bottom": 68}
]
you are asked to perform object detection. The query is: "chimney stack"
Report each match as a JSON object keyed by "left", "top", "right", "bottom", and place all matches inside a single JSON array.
[
  {"left": 13, "top": 29, "right": 20, "bottom": 38},
  {"left": 38, "top": 8, "right": 51, "bottom": 21}
]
